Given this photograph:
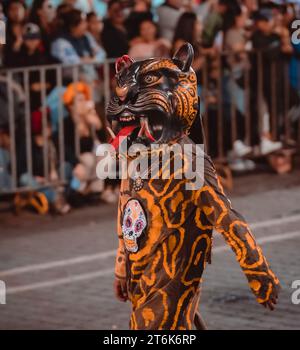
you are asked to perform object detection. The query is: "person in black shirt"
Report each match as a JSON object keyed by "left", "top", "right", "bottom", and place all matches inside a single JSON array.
[
  {"left": 3, "top": 0, "right": 27, "bottom": 67},
  {"left": 101, "top": 0, "right": 129, "bottom": 58},
  {"left": 125, "top": 0, "right": 153, "bottom": 41},
  {"left": 29, "top": 0, "right": 56, "bottom": 56},
  {"left": 11, "top": 23, "right": 54, "bottom": 111}
]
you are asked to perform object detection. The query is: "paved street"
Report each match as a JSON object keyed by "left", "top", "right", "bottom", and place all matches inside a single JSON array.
[{"left": 0, "top": 170, "right": 300, "bottom": 330}]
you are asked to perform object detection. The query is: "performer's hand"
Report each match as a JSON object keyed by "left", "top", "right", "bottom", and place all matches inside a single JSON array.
[
  {"left": 114, "top": 278, "right": 128, "bottom": 302},
  {"left": 261, "top": 288, "right": 279, "bottom": 311}
]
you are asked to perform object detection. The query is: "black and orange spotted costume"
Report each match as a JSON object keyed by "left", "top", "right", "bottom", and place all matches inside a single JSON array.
[{"left": 107, "top": 43, "right": 280, "bottom": 330}]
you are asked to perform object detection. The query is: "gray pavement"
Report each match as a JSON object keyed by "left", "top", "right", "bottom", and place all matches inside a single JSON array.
[{"left": 0, "top": 169, "right": 300, "bottom": 330}]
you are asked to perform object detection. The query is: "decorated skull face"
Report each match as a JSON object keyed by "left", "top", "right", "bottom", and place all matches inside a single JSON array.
[{"left": 122, "top": 199, "right": 147, "bottom": 253}]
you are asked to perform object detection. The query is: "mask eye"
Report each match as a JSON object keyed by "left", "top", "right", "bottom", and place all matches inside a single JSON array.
[
  {"left": 143, "top": 73, "right": 161, "bottom": 85},
  {"left": 125, "top": 216, "right": 132, "bottom": 228},
  {"left": 134, "top": 219, "right": 144, "bottom": 233}
]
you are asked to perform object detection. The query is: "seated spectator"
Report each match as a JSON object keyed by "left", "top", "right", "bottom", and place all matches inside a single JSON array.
[
  {"left": 13, "top": 23, "right": 54, "bottom": 111},
  {"left": 13, "top": 23, "right": 50, "bottom": 67},
  {"left": 52, "top": 3, "right": 74, "bottom": 37},
  {"left": 3, "top": 0, "right": 27, "bottom": 67},
  {"left": 157, "top": 0, "right": 183, "bottom": 43},
  {"left": 0, "top": 126, "right": 11, "bottom": 192},
  {"left": 101, "top": 0, "right": 129, "bottom": 58},
  {"left": 51, "top": 9, "right": 106, "bottom": 66},
  {"left": 18, "top": 108, "right": 71, "bottom": 215},
  {"left": 63, "top": 82, "right": 102, "bottom": 139},
  {"left": 87, "top": 11, "right": 104, "bottom": 46},
  {"left": 129, "top": 19, "right": 170, "bottom": 59},
  {"left": 62, "top": 0, "right": 77, "bottom": 8},
  {"left": 86, "top": 11, "right": 107, "bottom": 72},
  {"left": 29, "top": 0, "right": 56, "bottom": 55},
  {"left": 172, "top": 12, "right": 204, "bottom": 81},
  {"left": 125, "top": 0, "right": 153, "bottom": 41},
  {"left": 62, "top": 82, "right": 116, "bottom": 203}
]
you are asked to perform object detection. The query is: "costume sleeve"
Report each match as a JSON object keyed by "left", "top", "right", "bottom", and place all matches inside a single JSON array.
[
  {"left": 197, "top": 156, "right": 280, "bottom": 304},
  {"left": 114, "top": 199, "right": 127, "bottom": 280}
]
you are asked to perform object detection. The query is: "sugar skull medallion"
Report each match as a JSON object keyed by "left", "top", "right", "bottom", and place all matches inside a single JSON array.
[{"left": 122, "top": 199, "right": 147, "bottom": 253}]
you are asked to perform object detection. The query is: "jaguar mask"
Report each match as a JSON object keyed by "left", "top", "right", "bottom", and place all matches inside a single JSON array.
[{"left": 106, "top": 43, "right": 198, "bottom": 150}]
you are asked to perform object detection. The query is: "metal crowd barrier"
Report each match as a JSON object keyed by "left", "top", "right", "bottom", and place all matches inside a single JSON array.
[{"left": 0, "top": 51, "right": 299, "bottom": 197}]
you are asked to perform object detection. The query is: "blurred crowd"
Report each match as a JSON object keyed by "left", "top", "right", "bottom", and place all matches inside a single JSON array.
[{"left": 0, "top": 0, "right": 300, "bottom": 214}]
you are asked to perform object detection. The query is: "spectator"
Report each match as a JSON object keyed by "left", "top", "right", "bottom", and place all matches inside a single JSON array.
[
  {"left": 223, "top": 5, "right": 255, "bottom": 170},
  {"left": 0, "top": 3, "right": 4, "bottom": 66},
  {"left": 51, "top": 9, "right": 105, "bottom": 66},
  {"left": 0, "top": 126, "right": 11, "bottom": 192},
  {"left": 52, "top": 3, "right": 74, "bottom": 37},
  {"left": 62, "top": 82, "right": 117, "bottom": 203},
  {"left": 13, "top": 23, "right": 54, "bottom": 111},
  {"left": 19, "top": 108, "right": 71, "bottom": 215},
  {"left": 172, "top": 12, "right": 204, "bottom": 74},
  {"left": 202, "top": 0, "right": 236, "bottom": 48},
  {"left": 172, "top": 11, "right": 219, "bottom": 150},
  {"left": 194, "top": 0, "right": 217, "bottom": 24},
  {"left": 101, "top": 0, "right": 129, "bottom": 58},
  {"left": 86, "top": 11, "right": 104, "bottom": 46},
  {"left": 3, "top": 0, "right": 27, "bottom": 67},
  {"left": 251, "top": 10, "right": 284, "bottom": 154},
  {"left": 129, "top": 19, "right": 170, "bottom": 59},
  {"left": 125, "top": 0, "right": 153, "bottom": 41},
  {"left": 29, "top": 0, "right": 56, "bottom": 55},
  {"left": 61, "top": 0, "right": 77, "bottom": 8},
  {"left": 12, "top": 23, "right": 50, "bottom": 67},
  {"left": 157, "top": 0, "right": 183, "bottom": 43}
]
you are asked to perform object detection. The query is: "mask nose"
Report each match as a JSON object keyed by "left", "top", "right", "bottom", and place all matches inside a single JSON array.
[{"left": 116, "top": 85, "right": 129, "bottom": 102}]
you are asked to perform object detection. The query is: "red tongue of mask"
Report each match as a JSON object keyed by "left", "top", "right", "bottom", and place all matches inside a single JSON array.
[
  {"left": 109, "top": 120, "right": 155, "bottom": 150},
  {"left": 110, "top": 125, "right": 137, "bottom": 150}
]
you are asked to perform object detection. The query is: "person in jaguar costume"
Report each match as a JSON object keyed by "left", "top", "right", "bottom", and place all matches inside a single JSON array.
[{"left": 106, "top": 43, "right": 280, "bottom": 330}]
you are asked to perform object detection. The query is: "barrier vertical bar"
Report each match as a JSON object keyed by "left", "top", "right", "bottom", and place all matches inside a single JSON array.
[
  {"left": 7, "top": 71, "right": 17, "bottom": 190},
  {"left": 202, "top": 55, "right": 209, "bottom": 153},
  {"left": 72, "top": 65, "right": 80, "bottom": 158},
  {"left": 244, "top": 60, "right": 251, "bottom": 146},
  {"left": 56, "top": 66, "right": 65, "bottom": 181},
  {"left": 24, "top": 70, "right": 33, "bottom": 179},
  {"left": 230, "top": 69, "right": 237, "bottom": 148},
  {"left": 270, "top": 61, "right": 277, "bottom": 140},
  {"left": 217, "top": 53, "right": 224, "bottom": 160},
  {"left": 40, "top": 67, "right": 49, "bottom": 181},
  {"left": 103, "top": 60, "right": 111, "bottom": 109},
  {"left": 284, "top": 61, "right": 290, "bottom": 142},
  {"left": 257, "top": 51, "right": 263, "bottom": 141}
]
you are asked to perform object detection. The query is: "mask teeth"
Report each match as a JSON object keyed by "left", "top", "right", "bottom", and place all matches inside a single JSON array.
[
  {"left": 107, "top": 126, "right": 116, "bottom": 140},
  {"left": 138, "top": 117, "right": 155, "bottom": 142}
]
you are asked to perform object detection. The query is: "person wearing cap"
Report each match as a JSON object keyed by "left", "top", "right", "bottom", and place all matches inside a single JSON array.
[
  {"left": 11, "top": 22, "right": 54, "bottom": 111},
  {"left": 8, "top": 22, "right": 50, "bottom": 67}
]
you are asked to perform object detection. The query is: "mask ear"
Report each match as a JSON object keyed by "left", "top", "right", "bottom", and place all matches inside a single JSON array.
[
  {"left": 172, "top": 43, "right": 194, "bottom": 72},
  {"left": 115, "top": 55, "right": 135, "bottom": 74}
]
